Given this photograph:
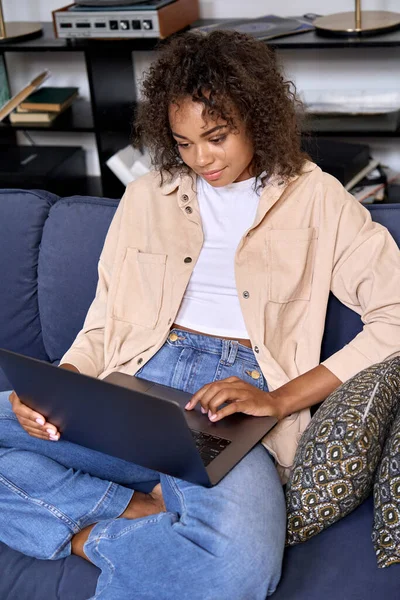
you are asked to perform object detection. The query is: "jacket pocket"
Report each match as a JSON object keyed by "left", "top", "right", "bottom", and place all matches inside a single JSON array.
[
  {"left": 266, "top": 228, "right": 318, "bottom": 303},
  {"left": 113, "top": 247, "right": 167, "bottom": 329}
]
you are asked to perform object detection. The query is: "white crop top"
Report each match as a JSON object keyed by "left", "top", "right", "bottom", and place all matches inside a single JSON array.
[{"left": 174, "top": 175, "right": 260, "bottom": 338}]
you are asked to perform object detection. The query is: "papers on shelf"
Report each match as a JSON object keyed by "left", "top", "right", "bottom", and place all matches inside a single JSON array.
[
  {"left": 106, "top": 145, "right": 151, "bottom": 186},
  {"left": 303, "top": 90, "right": 400, "bottom": 115}
]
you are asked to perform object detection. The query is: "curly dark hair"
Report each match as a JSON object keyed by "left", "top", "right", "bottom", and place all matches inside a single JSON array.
[{"left": 134, "top": 29, "right": 307, "bottom": 184}]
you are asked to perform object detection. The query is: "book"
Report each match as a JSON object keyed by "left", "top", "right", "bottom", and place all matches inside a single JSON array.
[
  {"left": 18, "top": 87, "right": 79, "bottom": 113},
  {"left": 9, "top": 110, "right": 60, "bottom": 124},
  {"left": 344, "top": 158, "right": 380, "bottom": 191},
  {"left": 192, "top": 15, "right": 314, "bottom": 41},
  {"left": 351, "top": 168, "right": 400, "bottom": 203},
  {"left": 0, "top": 71, "right": 51, "bottom": 122},
  {"left": 301, "top": 137, "right": 371, "bottom": 187},
  {"left": 0, "top": 56, "right": 11, "bottom": 111}
]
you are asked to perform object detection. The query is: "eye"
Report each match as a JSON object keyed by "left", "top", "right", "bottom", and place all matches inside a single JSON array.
[
  {"left": 177, "top": 143, "right": 190, "bottom": 149},
  {"left": 209, "top": 135, "right": 226, "bottom": 144}
]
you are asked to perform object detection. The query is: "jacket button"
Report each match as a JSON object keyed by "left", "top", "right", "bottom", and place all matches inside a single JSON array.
[
  {"left": 278, "top": 181, "right": 284, "bottom": 186},
  {"left": 254, "top": 346, "right": 260, "bottom": 353},
  {"left": 243, "top": 291, "right": 250, "bottom": 299},
  {"left": 137, "top": 358, "right": 143, "bottom": 365},
  {"left": 182, "top": 194, "right": 189, "bottom": 202},
  {"left": 185, "top": 206, "right": 193, "bottom": 214},
  {"left": 184, "top": 257, "right": 192, "bottom": 263}
]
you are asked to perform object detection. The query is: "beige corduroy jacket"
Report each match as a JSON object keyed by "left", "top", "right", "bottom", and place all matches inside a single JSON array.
[{"left": 61, "top": 161, "right": 400, "bottom": 482}]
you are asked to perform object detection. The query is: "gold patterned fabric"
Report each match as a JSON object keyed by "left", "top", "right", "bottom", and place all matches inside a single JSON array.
[
  {"left": 286, "top": 357, "right": 400, "bottom": 547},
  {"left": 373, "top": 398, "right": 400, "bottom": 568}
]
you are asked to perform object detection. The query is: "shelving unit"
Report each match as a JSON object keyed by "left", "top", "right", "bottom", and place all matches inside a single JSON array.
[
  {"left": 1, "top": 20, "right": 400, "bottom": 198},
  {"left": 0, "top": 99, "right": 95, "bottom": 132}
]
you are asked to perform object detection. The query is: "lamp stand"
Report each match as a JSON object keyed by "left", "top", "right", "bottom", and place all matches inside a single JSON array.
[
  {"left": 314, "top": 0, "right": 400, "bottom": 36},
  {"left": 0, "top": 0, "right": 42, "bottom": 43}
]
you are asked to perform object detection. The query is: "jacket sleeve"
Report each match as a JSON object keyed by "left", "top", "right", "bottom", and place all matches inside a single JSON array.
[
  {"left": 60, "top": 191, "right": 127, "bottom": 377},
  {"left": 321, "top": 184, "right": 400, "bottom": 382}
]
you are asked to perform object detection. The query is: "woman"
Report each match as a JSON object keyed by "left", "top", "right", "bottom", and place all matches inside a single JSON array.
[{"left": 0, "top": 31, "right": 399, "bottom": 600}]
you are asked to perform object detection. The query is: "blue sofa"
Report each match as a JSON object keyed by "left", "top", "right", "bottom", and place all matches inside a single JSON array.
[{"left": 0, "top": 188, "right": 399, "bottom": 599}]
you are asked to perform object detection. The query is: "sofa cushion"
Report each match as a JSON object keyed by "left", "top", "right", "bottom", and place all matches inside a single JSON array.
[
  {"left": 273, "top": 495, "right": 400, "bottom": 600},
  {"left": 38, "top": 196, "right": 118, "bottom": 363},
  {"left": 0, "top": 189, "right": 58, "bottom": 391},
  {"left": 373, "top": 396, "right": 400, "bottom": 568},
  {"left": 286, "top": 357, "right": 400, "bottom": 545},
  {"left": 0, "top": 541, "right": 98, "bottom": 599},
  {"left": 1, "top": 495, "right": 400, "bottom": 600}
]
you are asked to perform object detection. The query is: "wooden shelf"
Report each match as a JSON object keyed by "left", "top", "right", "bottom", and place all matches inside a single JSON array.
[{"left": 1, "top": 20, "right": 400, "bottom": 53}]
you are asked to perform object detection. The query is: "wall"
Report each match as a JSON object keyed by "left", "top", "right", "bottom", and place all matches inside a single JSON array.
[{"left": 2, "top": 0, "right": 400, "bottom": 176}]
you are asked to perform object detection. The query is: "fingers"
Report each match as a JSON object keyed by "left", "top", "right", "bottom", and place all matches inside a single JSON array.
[
  {"left": 18, "top": 416, "right": 60, "bottom": 440},
  {"left": 10, "top": 391, "right": 60, "bottom": 440},
  {"left": 186, "top": 377, "right": 242, "bottom": 410}
]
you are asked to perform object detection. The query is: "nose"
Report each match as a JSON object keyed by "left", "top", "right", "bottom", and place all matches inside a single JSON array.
[{"left": 195, "top": 144, "right": 214, "bottom": 168}]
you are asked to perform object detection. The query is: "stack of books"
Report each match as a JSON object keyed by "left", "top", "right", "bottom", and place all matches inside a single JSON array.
[
  {"left": 9, "top": 87, "right": 79, "bottom": 124},
  {"left": 349, "top": 164, "right": 400, "bottom": 204}
]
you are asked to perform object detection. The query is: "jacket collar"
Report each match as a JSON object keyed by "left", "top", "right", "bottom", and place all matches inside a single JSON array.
[{"left": 159, "top": 160, "right": 317, "bottom": 196}]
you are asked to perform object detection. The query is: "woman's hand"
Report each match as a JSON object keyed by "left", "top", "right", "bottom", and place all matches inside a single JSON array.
[
  {"left": 7, "top": 363, "right": 79, "bottom": 441},
  {"left": 9, "top": 391, "right": 60, "bottom": 441},
  {"left": 185, "top": 376, "right": 282, "bottom": 422}
]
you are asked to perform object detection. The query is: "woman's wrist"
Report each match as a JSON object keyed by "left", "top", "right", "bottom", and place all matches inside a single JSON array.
[{"left": 267, "top": 365, "right": 343, "bottom": 420}]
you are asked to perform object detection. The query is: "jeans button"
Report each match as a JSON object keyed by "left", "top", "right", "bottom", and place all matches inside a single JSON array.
[{"left": 169, "top": 333, "right": 178, "bottom": 342}]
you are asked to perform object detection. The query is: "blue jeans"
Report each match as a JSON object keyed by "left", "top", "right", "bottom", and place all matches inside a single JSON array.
[{"left": 0, "top": 330, "right": 286, "bottom": 600}]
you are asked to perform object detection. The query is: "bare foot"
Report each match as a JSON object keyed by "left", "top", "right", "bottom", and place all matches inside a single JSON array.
[
  {"left": 71, "top": 484, "right": 166, "bottom": 563},
  {"left": 120, "top": 483, "right": 166, "bottom": 519}
]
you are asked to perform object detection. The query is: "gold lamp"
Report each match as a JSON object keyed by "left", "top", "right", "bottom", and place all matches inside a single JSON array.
[
  {"left": 0, "top": 0, "right": 43, "bottom": 43},
  {"left": 314, "top": 0, "right": 400, "bottom": 36}
]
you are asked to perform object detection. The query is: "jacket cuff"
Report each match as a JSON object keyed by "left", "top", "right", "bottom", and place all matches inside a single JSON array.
[
  {"left": 59, "top": 350, "right": 99, "bottom": 378},
  {"left": 321, "top": 344, "right": 373, "bottom": 383}
]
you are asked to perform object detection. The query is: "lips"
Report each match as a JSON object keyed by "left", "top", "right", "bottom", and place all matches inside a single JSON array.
[{"left": 202, "top": 167, "right": 226, "bottom": 181}]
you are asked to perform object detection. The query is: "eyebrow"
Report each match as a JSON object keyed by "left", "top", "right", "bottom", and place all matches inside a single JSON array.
[{"left": 171, "top": 125, "right": 225, "bottom": 140}]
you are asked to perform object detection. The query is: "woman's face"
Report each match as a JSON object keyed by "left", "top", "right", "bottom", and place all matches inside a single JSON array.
[{"left": 169, "top": 97, "right": 254, "bottom": 187}]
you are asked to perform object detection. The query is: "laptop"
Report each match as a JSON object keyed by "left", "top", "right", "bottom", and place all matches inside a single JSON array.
[{"left": 0, "top": 348, "right": 277, "bottom": 487}]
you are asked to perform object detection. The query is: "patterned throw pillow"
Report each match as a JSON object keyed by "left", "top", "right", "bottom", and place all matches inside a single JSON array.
[
  {"left": 372, "top": 398, "right": 400, "bottom": 568},
  {"left": 286, "top": 357, "right": 400, "bottom": 546}
]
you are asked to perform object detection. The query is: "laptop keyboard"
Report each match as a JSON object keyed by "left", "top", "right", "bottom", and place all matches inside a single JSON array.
[{"left": 190, "top": 430, "right": 231, "bottom": 466}]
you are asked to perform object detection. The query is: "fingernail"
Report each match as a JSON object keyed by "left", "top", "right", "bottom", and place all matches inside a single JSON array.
[
  {"left": 185, "top": 402, "right": 191, "bottom": 409},
  {"left": 46, "top": 428, "right": 55, "bottom": 435},
  {"left": 201, "top": 407, "right": 207, "bottom": 414},
  {"left": 35, "top": 418, "right": 45, "bottom": 425},
  {"left": 49, "top": 435, "right": 59, "bottom": 441},
  {"left": 208, "top": 410, "right": 217, "bottom": 421}
]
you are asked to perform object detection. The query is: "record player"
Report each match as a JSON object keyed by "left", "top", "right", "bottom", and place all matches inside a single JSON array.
[{"left": 52, "top": 0, "right": 199, "bottom": 39}]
